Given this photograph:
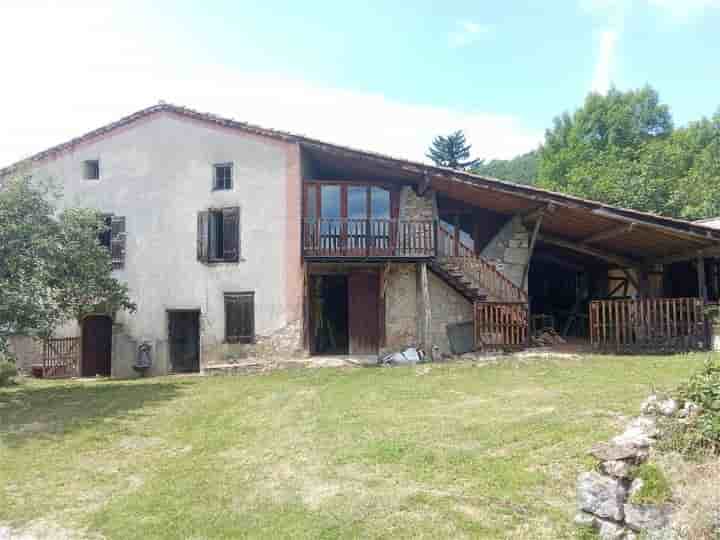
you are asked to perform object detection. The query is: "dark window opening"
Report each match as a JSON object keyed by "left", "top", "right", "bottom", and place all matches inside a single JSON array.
[
  {"left": 83, "top": 160, "right": 100, "bottom": 180},
  {"left": 309, "top": 275, "right": 349, "bottom": 355},
  {"left": 197, "top": 207, "right": 239, "bottom": 263},
  {"left": 225, "top": 292, "right": 255, "bottom": 343},
  {"left": 98, "top": 214, "right": 126, "bottom": 269},
  {"left": 213, "top": 163, "right": 233, "bottom": 190}
]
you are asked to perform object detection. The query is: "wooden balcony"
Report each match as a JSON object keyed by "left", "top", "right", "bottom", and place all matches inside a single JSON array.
[{"left": 302, "top": 218, "right": 437, "bottom": 260}]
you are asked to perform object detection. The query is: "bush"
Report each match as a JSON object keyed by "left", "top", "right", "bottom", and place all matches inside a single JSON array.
[
  {"left": 0, "top": 358, "right": 18, "bottom": 387},
  {"left": 629, "top": 463, "right": 672, "bottom": 505},
  {"left": 662, "top": 356, "right": 720, "bottom": 456}
]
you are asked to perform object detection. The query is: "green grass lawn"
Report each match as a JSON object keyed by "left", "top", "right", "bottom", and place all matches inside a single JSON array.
[{"left": 0, "top": 354, "right": 710, "bottom": 539}]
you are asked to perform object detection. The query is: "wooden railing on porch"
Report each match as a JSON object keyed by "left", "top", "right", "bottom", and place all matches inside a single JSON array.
[
  {"left": 42, "top": 337, "right": 80, "bottom": 378},
  {"left": 475, "top": 301, "right": 529, "bottom": 350},
  {"left": 589, "top": 297, "right": 707, "bottom": 352},
  {"left": 302, "top": 218, "right": 436, "bottom": 258}
]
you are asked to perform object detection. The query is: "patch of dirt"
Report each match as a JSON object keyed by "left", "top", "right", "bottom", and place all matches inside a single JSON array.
[{"left": 0, "top": 520, "right": 104, "bottom": 540}]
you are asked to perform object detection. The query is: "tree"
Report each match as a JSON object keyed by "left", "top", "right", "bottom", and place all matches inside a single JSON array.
[
  {"left": 426, "top": 130, "right": 480, "bottom": 169},
  {"left": 471, "top": 150, "right": 539, "bottom": 184},
  {"left": 0, "top": 175, "right": 135, "bottom": 352}
]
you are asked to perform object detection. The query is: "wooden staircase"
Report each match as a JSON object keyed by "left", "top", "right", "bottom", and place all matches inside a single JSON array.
[{"left": 433, "top": 255, "right": 527, "bottom": 303}]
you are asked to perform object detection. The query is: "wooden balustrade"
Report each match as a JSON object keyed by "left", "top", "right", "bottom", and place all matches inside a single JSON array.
[
  {"left": 589, "top": 297, "right": 707, "bottom": 352},
  {"left": 475, "top": 302, "right": 529, "bottom": 350},
  {"left": 42, "top": 337, "right": 80, "bottom": 378},
  {"left": 302, "top": 218, "right": 436, "bottom": 258}
]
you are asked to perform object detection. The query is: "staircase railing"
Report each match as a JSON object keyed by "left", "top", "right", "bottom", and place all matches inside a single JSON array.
[{"left": 438, "top": 225, "right": 528, "bottom": 303}]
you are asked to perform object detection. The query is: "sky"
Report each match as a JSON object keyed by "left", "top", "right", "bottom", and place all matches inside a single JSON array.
[{"left": 1, "top": 0, "right": 719, "bottom": 168}]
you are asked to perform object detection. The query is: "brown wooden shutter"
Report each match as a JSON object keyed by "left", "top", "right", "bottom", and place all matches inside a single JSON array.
[
  {"left": 197, "top": 211, "right": 209, "bottom": 262},
  {"left": 110, "top": 216, "right": 126, "bottom": 269},
  {"left": 224, "top": 292, "right": 254, "bottom": 343},
  {"left": 222, "top": 207, "right": 240, "bottom": 262}
]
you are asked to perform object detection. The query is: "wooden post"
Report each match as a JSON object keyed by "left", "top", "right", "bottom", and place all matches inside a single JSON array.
[
  {"left": 416, "top": 262, "right": 432, "bottom": 351},
  {"left": 521, "top": 213, "right": 543, "bottom": 290},
  {"left": 636, "top": 267, "right": 651, "bottom": 299},
  {"left": 697, "top": 252, "right": 708, "bottom": 301}
]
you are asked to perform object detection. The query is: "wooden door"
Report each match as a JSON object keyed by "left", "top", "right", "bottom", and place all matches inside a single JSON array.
[
  {"left": 168, "top": 311, "right": 200, "bottom": 372},
  {"left": 348, "top": 271, "right": 380, "bottom": 354},
  {"left": 81, "top": 316, "right": 112, "bottom": 376}
]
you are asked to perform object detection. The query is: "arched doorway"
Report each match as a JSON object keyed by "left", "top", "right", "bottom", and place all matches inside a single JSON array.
[{"left": 81, "top": 316, "right": 112, "bottom": 376}]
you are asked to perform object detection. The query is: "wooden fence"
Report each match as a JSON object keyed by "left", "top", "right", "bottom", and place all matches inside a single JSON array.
[
  {"left": 42, "top": 337, "right": 80, "bottom": 378},
  {"left": 589, "top": 297, "right": 707, "bottom": 352},
  {"left": 475, "top": 302, "right": 529, "bottom": 350}
]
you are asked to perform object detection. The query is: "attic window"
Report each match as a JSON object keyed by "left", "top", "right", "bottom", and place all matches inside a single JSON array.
[
  {"left": 213, "top": 163, "right": 233, "bottom": 190},
  {"left": 83, "top": 160, "right": 100, "bottom": 180}
]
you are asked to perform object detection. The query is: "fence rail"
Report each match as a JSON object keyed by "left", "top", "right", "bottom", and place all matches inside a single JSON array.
[
  {"left": 475, "top": 302, "right": 529, "bottom": 350},
  {"left": 42, "top": 337, "right": 80, "bottom": 378},
  {"left": 589, "top": 297, "right": 706, "bottom": 352},
  {"left": 302, "top": 218, "right": 436, "bottom": 258}
]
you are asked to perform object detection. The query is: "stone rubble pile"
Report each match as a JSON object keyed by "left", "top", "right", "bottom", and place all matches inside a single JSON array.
[{"left": 575, "top": 396, "right": 682, "bottom": 539}]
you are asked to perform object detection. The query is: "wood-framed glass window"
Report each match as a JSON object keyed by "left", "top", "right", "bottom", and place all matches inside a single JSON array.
[
  {"left": 224, "top": 292, "right": 254, "bottom": 343},
  {"left": 303, "top": 182, "right": 398, "bottom": 221},
  {"left": 98, "top": 214, "right": 126, "bottom": 269},
  {"left": 213, "top": 163, "right": 233, "bottom": 190},
  {"left": 197, "top": 207, "right": 240, "bottom": 263}
]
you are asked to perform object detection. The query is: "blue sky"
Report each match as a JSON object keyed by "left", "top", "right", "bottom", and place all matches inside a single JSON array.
[{"left": 1, "top": 0, "right": 719, "bottom": 166}]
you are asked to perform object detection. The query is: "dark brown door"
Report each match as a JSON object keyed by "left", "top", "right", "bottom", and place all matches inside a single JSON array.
[
  {"left": 81, "top": 316, "right": 112, "bottom": 376},
  {"left": 168, "top": 311, "right": 200, "bottom": 372},
  {"left": 348, "top": 271, "right": 380, "bottom": 354}
]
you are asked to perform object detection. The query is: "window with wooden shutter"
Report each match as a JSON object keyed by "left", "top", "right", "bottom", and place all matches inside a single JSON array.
[
  {"left": 110, "top": 216, "right": 126, "bottom": 269},
  {"left": 197, "top": 211, "right": 209, "bottom": 262},
  {"left": 222, "top": 207, "right": 239, "bottom": 262},
  {"left": 224, "top": 292, "right": 254, "bottom": 343}
]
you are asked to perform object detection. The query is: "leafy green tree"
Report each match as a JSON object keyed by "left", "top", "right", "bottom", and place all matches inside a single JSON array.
[
  {"left": 0, "top": 174, "right": 135, "bottom": 352},
  {"left": 472, "top": 150, "right": 539, "bottom": 184},
  {"left": 426, "top": 130, "right": 480, "bottom": 169}
]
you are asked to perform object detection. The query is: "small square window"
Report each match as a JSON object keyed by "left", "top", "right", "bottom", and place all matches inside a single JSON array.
[
  {"left": 83, "top": 160, "right": 100, "bottom": 180},
  {"left": 213, "top": 163, "right": 233, "bottom": 190}
]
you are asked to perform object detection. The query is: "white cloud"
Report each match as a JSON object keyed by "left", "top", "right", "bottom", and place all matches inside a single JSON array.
[
  {"left": 448, "top": 21, "right": 493, "bottom": 48},
  {"left": 0, "top": 2, "right": 537, "bottom": 168},
  {"left": 591, "top": 30, "right": 619, "bottom": 94}
]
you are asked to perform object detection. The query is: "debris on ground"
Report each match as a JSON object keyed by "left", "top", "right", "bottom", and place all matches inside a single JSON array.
[{"left": 531, "top": 328, "right": 566, "bottom": 347}]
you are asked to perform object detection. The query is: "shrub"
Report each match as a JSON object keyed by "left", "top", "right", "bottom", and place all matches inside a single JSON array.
[
  {"left": 0, "top": 358, "right": 18, "bottom": 387},
  {"left": 662, "top": 356, "right": 720, "bottom": 456},
  {"left": 629, "top": 463, "right": 672, "bottom": 505}
]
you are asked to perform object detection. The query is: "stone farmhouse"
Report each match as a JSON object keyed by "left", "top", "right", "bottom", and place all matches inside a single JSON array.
[{"left": 3, "top": 103, "right": 720, "bottom": 377}]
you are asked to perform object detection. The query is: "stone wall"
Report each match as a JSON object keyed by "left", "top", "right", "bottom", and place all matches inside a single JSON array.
[
  {"left": 480, "top": 216, "right": 530, "bottom": 290},
  {"left": 383, "top": 263, "right": 472, "bottom": 356},
  {"left": 398, "top": 186, "right": 436, "bottom": 221},
  {"left": 6, "top": 335, "right": 43, "bottom": 374}
]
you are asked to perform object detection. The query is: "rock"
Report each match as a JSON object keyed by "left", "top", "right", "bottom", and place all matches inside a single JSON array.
[
  {"left": 624, "top": 504, "right": 672, "bottom": 532},
  {"left": 677, "top": 401, "right": 700, "bottom": 418},
  {"left": 601, "top": 459, "right": 635, "bottom": 478},
  {"left": 577, "top": 472, "right": 628, "bottom": 521},
  {"left": 597, "top": 518, "right": 627, "bottom": 539},
  {"left": 574, "top": 511, "right": 597, "bottom": 527},
  {"left": 640, "top": 395, "right": 660, "bottom": 414},
  {"left": 590, "top": 442, "right": 643, "bottom": 462},
  {"left": 612, "top": 416, "right": 658, "bottom": 448},
  {"left": 657, "top": 399, "right": 679, "bottom": 417},
  {"left": 629, "top": 478, "right": 644, "bottom": 498}
]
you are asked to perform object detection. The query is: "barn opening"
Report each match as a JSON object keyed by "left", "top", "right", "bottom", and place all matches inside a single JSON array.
[{"left": 309, "top": 274, "right": 349, "bottom": 355}]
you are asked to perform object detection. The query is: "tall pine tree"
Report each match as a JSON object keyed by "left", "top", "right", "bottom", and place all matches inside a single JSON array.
[{"left": 426, "top": 130, "right": 479, "bottom": 169}]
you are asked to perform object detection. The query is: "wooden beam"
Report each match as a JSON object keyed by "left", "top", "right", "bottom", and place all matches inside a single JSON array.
[
  {"left": 417, "top": 172, "right": 431, "bottom": 196},
  {"left": 416, "top": 262, "right": 432, "bottom": 351},
  {"left": 698, "top": 253, "right": 708, "bottom": 301},
  {"left": 621, "top": 268, "right": 640, "bottom": 291},
  {"left": 521, "top": 203, "right": 556, "bottom": 226},
  {"left": 532, "top": 253, "right": 586, "bottom": 272},
  {"left": 538, "top": 233, "right": 637, "bottom": 268},
  {"left": 647, "top": 246, "right": 720, "bottom": 265},
  {"left": 591, "top": 208, "right": 717, "bottom": 245},
  {"left": 522, "top": 213, "right": 543, "bottom": 289},
  {"left": 582, "top": 224, "right": 636, "bottom": 245}
]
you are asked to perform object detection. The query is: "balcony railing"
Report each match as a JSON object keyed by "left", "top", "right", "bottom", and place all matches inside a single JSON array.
[{"left": 302, "top": 218, "right": 436, "bottom": 259}]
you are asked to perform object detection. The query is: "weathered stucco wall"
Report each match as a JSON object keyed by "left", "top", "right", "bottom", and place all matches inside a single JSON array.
[
  {"left": 24, "top": 112, "right": 303, "bottom": 376},
  {"left": 480, "top": 216, "right": 531, "bottom": 290},
  {"left": 383, "top": 263, "right": 472, "bottom": 356}
]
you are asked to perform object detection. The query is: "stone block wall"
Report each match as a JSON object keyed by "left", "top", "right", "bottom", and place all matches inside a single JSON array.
[
  {"left": 480, "top": 216, "right": 531, "bottom": 290},
  {"left": 398, "top": 186, "right": 436, "bottom": 222},
  {"left": 383, "top": 263, "right": 473, "bottom": 355}
]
